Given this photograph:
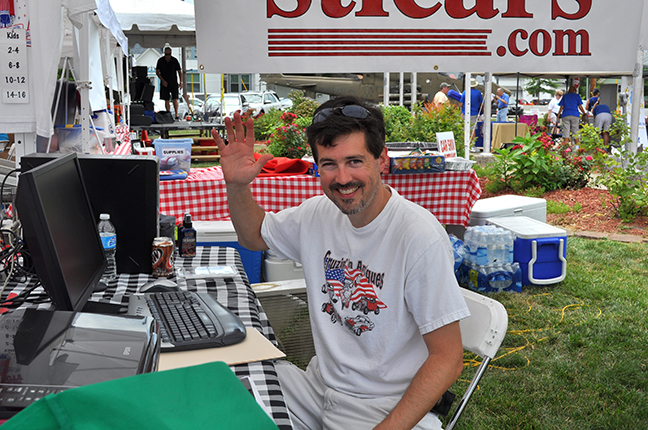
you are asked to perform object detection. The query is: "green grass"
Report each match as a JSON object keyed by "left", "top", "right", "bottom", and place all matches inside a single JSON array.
[
  {"left": 547, "top": 199, "right": 572, "bottom": 214},
  {"left": 443, "top": 237, "right": 648, "bottom": 429}
]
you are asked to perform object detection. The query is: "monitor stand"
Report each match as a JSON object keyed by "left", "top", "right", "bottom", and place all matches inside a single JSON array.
[{"left": 94, "top": 281, "right": 109, "bottom": 292}]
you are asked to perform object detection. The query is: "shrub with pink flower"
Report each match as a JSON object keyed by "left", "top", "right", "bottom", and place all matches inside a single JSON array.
[{"left": 267, "top": 112, "right": 311, "bottom": 159}]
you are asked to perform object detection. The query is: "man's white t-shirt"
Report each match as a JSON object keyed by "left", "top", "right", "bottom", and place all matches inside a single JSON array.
[{"left": 261, "top": 188, "right": 469, "bottom": 398}]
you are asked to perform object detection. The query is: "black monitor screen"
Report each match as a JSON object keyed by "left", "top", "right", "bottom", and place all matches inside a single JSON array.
[{"left": 15, "top": 153, "right": 106, "bottom": 311}]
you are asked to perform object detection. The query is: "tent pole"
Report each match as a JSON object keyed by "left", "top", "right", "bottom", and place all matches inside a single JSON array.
[
  {"left": 515, "top": 72, "right": 520, "bottom": 135},
  {"left": 410, "top": 72, "right": 418, "bottom": 116},
  {"left": 484, "top": 72, "right": 492, "bottom": 153},
  {"left": 630, "top": 46, "right": 643, "bottom": 153},
  {"left": 464, "top": 73, "right": 471, "bottom": 158},
  {"left": 383, "top": 72, "right": 390, "bottom": 106},
  {"left": 79, "top": 12, "right": 91, "bottom": 153},
  {"left": 182, "top": 48, "right": 188, "bottom": 104},
  {"left": 411, "top": 72, "right": 417, "bottom": 112}
]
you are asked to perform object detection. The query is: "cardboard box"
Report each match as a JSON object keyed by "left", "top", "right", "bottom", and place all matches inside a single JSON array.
[
  {"left": 486, "top": 216, "right": 567, "bottom": 286},
  {"left": 390, "top": 154, "right": 445, "bottom": 174}
]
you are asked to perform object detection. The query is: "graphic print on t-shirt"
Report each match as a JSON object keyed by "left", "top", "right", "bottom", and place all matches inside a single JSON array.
[{"left": 320, "top": 250, "right": 386, "bottom": 336}]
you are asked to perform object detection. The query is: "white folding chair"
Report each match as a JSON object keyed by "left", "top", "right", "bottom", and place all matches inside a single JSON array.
[{"left": 445, "top": 288, "right": 509, "bottom": 430}]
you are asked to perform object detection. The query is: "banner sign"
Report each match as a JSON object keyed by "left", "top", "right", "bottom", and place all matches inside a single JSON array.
[{"left": 195, "top": 0, "right": 643, "bottom": 74}]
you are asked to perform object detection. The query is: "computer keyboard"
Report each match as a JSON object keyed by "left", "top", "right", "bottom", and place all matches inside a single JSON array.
[
  {"left": 0, "top": 384, "right": 71, "bottom": 418},
  {"left": 127, "top": 290, "right": 247, "bottom": 351}
]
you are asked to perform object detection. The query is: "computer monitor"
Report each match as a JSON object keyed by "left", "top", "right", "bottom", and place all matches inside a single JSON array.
[
  {"left": 15, "top": 153, "right": 107, "bottom": 311},
  {"left": 20, "top": 153, "right": 160, "bottom": 274}
]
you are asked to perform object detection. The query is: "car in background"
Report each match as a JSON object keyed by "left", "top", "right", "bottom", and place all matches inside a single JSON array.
[
  {"left": 279, "top": 97, "right": 293, "bottom": 110},
  {"left": 517, "top": 99, "right": 532, "bottom": 105},
  {"left": 187, "top": 98, "right": 204, "bottom": 118},
  {"left": 203, "top": 96, "right": 221, "bottom": 122},
  {"left": 153, "top": 93, "right": 190, "bottom": 119},
  {"left": 508, "top": 105, "right": 524, "bottom": 116},
  {"left": 204, "top": 93, "right": 249, "bottom": 121},
  {"left": 241, "top": 90, "right": 285, "bottom": 115}
]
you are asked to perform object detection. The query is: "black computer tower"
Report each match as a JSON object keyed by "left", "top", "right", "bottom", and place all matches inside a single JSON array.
[{"left": 21, "top": 153, "right": 160, "bottom": 274}]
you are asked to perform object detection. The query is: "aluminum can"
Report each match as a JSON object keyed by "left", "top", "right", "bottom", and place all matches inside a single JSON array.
[{"left": 152, "top": 237, "right": 175, "bottom": 277}]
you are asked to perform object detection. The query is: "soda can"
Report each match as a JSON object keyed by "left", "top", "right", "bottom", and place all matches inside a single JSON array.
[{"left": 152, "top": 237, "right": 175, "bottom": 277}]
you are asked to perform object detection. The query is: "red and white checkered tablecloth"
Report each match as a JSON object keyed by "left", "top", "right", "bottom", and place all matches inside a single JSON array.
[{"left": 160, "top": 167, "right": 482, "bottom": 227}]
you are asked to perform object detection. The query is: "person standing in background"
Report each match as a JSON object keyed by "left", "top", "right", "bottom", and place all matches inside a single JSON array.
[
  {"left": 494, "top": 88, "right": 509, "bottom": 122},
  {"left": 156, "top": 46, "right": 183, "bottom": 120},
  {"left": 592, "top": 99, "right": 614, "bottom": 147},
  {"left": 547, "top": 90, "right": 563, "bottom": 128},
  {"left": 433, "top": 83, "right": 450, "bottom": 107},
  {"left": 557, "top": 85, "right": 586, "bottom": 147}
]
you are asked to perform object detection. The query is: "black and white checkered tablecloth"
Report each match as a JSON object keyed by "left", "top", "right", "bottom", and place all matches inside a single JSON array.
[{"left": 2, "top": 246, "right": 292, "bottom": 430}]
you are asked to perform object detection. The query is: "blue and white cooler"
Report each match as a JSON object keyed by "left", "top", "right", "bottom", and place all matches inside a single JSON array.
[
  {"left": 193, "top": 221, "right": 263, "bottom": 284},
  {"left": 486, "top": 216, "right": 567, "bottom": 286}
]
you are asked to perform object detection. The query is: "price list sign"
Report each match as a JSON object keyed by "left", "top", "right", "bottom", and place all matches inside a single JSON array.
[{"left": 1, "top": 27, "right": 29, "bottom": 104}]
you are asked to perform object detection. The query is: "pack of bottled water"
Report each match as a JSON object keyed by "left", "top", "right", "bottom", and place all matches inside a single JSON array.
[
  {"left": 464, "top": 225, "right": 515, "bottom": 266},
  {"left": 448, "top": 234, "right": 465, "bottom": 274},
  {"left": 458, "top": 225, "right": 522, "bottom": 293}
]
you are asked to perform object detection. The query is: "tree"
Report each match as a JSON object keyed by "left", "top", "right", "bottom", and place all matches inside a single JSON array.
[{"left": 524, "top": 78, "right": 562, "bottom": 100}]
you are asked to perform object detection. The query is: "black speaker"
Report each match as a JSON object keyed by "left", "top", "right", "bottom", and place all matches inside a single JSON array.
[
  {"left": 141, "top": 84, "right": 155, "bottom": 102},
  {"left": 132, "top": 66, "right": 148, "bottom": 80},
  {"left": 20, "top": 154, "right": 160, "bottom": 274}
]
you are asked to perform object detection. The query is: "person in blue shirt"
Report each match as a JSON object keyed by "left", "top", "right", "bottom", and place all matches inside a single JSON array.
[
  {"left": 459, "top": 79, "right": 484, "bottom": 140},
  {"left": 557, "top": 85, "right": 586, "bottom": 146},
  {"left": 459, "top": 79, "right": 484, "bottom": 122},
  {"left": 585, "top": 88, "right": 600, "bottom": 114},
  {"left": 592, "top": 99, "right": 613, "bottom": 147},
  {"left": 494, "top": 88, "right": 509, "bottom": 122}
]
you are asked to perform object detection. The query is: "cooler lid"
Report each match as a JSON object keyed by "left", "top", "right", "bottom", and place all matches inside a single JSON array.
[
  {"left": 193, "top": 220, "right": 238, "bottom": 242},
  {"left": 471, "top": 195, "right": 546, "bottom": 218},
  {"left": 486, "top": 216, "right": 566, "bottom": 239}
]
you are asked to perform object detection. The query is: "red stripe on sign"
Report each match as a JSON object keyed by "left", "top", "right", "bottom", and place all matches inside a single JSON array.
[
  {"left": 269, "top": 51, "right": 492, "bottom": 57},
  {"left": 269, "top": 40, "right": 486, "bottom": 46},
  {"left": 268, "top": 28, "right": 492, "bottom": 34},
  {"left": 267, "top": 28, "right": 492, "bottom": 57},
  {"left": 269, "top": 34, "right": 487, "bottom": 40},
  {"left": 269, "top": 46, "right": 488, "bottom": 52}
]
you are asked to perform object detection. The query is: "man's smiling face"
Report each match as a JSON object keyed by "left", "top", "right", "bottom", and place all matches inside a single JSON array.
[{"left": 317, "top": 131, "right": 390, "bottom": 228}]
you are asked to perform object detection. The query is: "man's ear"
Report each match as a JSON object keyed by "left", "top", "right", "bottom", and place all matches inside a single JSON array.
[{"left": 378, "top": 147, "right": 389, "bottom": 173}]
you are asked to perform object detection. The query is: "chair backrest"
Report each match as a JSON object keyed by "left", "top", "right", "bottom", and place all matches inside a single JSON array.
[
  {"left": 459, "top": 287, "right": 509, "bottom": 359},
  {"left": 445, "top": 288, "right": 508, "bottom": 430}
]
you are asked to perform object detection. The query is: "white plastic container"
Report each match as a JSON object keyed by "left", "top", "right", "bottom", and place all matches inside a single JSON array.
[
  {"left": 264, "top": 249, "right": 304, "bottom": 282},
  {"left": 486, "top": 216, "right": 567, "bottom": 286},
  {"left": 469, "top": 194, "right": 546, "bottom": 226},
  {"left": 193, "top": 220, "right": 263, "bottom": 284}
]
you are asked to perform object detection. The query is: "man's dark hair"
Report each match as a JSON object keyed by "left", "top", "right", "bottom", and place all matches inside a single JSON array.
[{"left": 306, "top": 96, "right": 385, "bottom": 162}]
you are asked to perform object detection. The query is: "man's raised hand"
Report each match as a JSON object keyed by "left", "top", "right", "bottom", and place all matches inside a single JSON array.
[{"left": 211, "top": 112, "right": 273, "bottom": 186}]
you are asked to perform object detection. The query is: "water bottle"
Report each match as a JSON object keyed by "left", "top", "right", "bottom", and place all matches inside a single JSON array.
[
  {"left": 98, "top": 213, "right": 117, "bottom": 283},
  {"left": 476, "top": 227, "right": 488, "bottom": 266}
]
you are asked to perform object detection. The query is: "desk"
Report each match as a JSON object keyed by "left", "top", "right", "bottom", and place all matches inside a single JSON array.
[
  {"left": 132, "top": 121, "right": 225, "bottom": 139},
  {"left": 159, "top": 167, "right": 482, "bottom": 227},
  {"left": 491, "top": 122, "right": 529, "bottom": 150},
  {"left": 3, "top": 246, "right": 293, "bottom": 430},
  {"left": 475, "top": 121, "right": 530, "bottom": 151}
]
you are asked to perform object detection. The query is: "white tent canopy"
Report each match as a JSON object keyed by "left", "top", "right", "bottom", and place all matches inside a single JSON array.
[
  {"left": 0, "top": 0, "right": 127, "bottom": 160},
  {"left": 111, "top": 0, "right": 195, "bottom": 48}
]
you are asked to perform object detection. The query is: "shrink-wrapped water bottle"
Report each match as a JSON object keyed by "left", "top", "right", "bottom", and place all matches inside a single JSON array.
[{"left": 98, "top": 213, "right": 117, "bottom": 283}]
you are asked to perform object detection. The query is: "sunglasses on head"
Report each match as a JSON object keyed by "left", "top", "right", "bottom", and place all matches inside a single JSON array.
[{"left": 312, "top": 105, "right": 370, "bottom": 124}]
